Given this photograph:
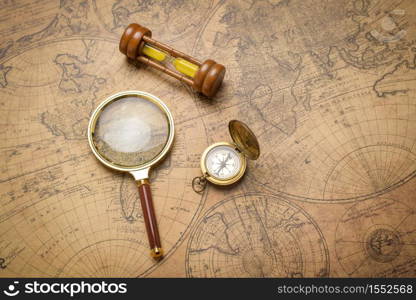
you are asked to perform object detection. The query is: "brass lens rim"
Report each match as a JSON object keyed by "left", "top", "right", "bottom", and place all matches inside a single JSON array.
[{"left": 87, "top": 90, "right": 174, "bottom": 172}]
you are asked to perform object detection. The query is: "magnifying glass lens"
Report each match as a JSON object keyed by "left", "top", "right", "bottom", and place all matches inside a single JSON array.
[{"left": 92, "top": 96, "right": 170, "bottom": 167}]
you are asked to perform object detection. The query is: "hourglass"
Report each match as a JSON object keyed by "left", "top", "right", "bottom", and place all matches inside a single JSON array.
[{"left": 119, "top": 23, "right": 226, "bottom": 97}]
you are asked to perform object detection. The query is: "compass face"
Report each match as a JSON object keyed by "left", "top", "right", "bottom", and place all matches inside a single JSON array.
[{"left": 205, "top": 145, "right": 242, "bottom": 180}]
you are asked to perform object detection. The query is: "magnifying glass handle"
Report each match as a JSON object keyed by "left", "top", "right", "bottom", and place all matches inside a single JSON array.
[{"left": 137, "top": 179, "right": 163, "bottom": 260}]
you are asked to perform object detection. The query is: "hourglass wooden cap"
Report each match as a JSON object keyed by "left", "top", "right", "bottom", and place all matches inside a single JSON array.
[
  {"left": 119, "top": 23, "right": 151, "bottom": 59},
  {"left": 119, "top": 23, "right": 226, "bottom": 98},
  {"left": 193, "top": 59, "right": 226, "bottom": 98}
]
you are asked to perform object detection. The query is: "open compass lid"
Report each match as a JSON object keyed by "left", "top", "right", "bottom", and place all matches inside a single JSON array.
[{"left": 228, "top": 120, "right": 260, "bottom": 160}]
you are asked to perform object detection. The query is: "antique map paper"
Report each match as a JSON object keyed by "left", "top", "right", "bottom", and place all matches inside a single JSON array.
[{"left": 0, "top": 0, "right": 415, "bottom": 277}]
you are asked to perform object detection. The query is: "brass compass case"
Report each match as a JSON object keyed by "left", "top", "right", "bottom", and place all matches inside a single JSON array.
[
  {"left": 200, "top": 120, "right": 260, "bottom": 186},
  {"left": 201, "top": 141, "right": 247, "bottom": 185}
]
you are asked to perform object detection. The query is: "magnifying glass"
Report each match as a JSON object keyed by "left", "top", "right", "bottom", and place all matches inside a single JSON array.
[{"left": 88, "top": 91, "right": 174, "bottom": 259}]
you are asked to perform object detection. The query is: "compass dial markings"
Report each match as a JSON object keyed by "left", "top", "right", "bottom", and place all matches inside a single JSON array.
[{"left": 205, "top": 145, "right": 241, "bottom": 180}]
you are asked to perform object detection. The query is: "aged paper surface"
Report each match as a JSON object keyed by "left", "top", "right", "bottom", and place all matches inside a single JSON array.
[{"left": 0, "top": 0, "right": 415, "bottom": 277}]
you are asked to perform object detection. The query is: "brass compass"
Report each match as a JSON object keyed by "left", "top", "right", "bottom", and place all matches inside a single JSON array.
[{"left": 193, "top": 120, "right": 260, "bottom": 192}]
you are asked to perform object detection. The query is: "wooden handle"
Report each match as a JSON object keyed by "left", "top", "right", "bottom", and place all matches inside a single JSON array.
[{"left": 137, "top": 179, "right": 163, "bottom": 259}]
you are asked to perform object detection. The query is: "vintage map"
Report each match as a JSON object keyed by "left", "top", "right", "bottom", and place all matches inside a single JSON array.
[{"left": 0, "top": 0, "right": 415, "bottom": 277}]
